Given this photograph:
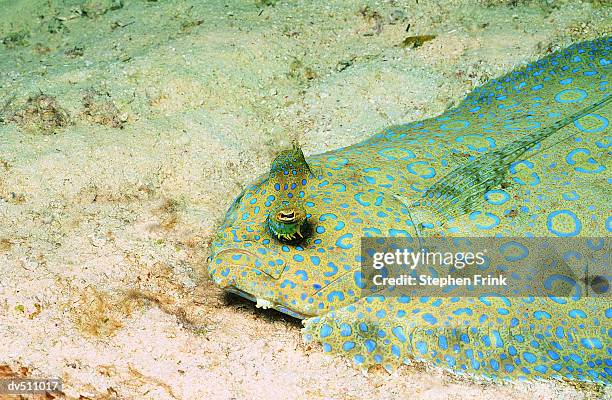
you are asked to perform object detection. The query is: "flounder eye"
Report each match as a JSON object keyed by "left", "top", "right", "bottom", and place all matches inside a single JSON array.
[
  {"left": 277, "top": 209, "right": 297, "bottom": 221},
  {"left": 266, "top": 204, "right": 310, "bottom": 243}
]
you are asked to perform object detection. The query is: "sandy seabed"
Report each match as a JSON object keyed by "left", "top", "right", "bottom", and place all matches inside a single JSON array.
[{"left": 0, "top": 0, "right": 610, "bottom": 399}]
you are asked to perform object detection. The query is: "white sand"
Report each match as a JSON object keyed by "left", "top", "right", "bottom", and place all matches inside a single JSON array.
[{"left": 0, "top": 0, "right": 610, "bottom": 398}]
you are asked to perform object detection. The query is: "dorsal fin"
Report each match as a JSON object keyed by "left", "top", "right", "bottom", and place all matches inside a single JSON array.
[{"left": 415, "top": 94, "right": 611, "bottom": 220}]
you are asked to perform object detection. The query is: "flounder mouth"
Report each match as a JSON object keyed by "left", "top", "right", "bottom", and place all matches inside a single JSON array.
[
  {"left": 209, "top": 247, "right": 310, "bottom": 319},
  {"left": 225, "top": 286, "right": 308, "bottom": 320}
]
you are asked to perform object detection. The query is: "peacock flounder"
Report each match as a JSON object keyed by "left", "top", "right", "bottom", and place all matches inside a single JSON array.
[{"left": 208, "top": 37, "right": 611, "bottom": 383}]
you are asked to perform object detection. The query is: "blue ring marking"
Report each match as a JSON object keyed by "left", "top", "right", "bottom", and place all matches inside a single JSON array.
[
  {"left": 509, "top": 160, "right": 541, "bottom": 186},
  {"left": 574, "top": 114, "right": 608, "bottom": 133},
  {"left": 499, "top": 241, "right": 529, "bottom": 262},
  {"left": 406, "top": 161, "right": 436, "bottom": 179},
  {"left": 596, "top": 136, "right": 611, "bottom": 149},
  {"left": 378, "top": 147, "right": 416, "bottom": 160},
  {"left": 484, "top": 189, "right": 510, "bottom": 205},
  {"left": 566, "top": 148, "right": 606, "bottom": 174},
  {"left": 295, "top": 270, "right": 308, "bottom": 281},
  {"left": 544, "top": 275, "right": 582, "bottom": 300},
  {"left": 327, "top": 291, "right": 345, "bottom": 302},
  {"left": 554, "top": 88, "right": 588, "bottom": 103},
  {"left": 280, "top": 279, "right": 296, "bottom": 289},
  {"left": 355, "top": 192, "right": 371, "bottom": 206},
  {"left": 562, "top": 191, "right": 580, "bottom": 201},
  {"left": 440, "top": 120, "right": 470, "bottom": 131},
  {"left": 319, "top": 213, "right": 338, "bottom": 221},
  {"left": 547, "top": 210, "right": 582, "bottom": 237},
  {"left": 336, "top": 233, "right": 353, "bottom": 249},
  {"left": 469, "top": 211, "right": 500, "bottom": 230},
  {"left": 324, "top": 262, "right": 338, "bottom": 277},
  {"left": 332, "top": 183, "right": 347, "bottom": 192},
  {"left": 456, "top": 134, "right": 496, "bottom": 152}
]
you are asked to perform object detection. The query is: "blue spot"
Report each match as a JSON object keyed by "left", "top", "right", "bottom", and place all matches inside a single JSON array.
[
  {"left": 524, "top": 352, "right": 537, "bottom": 363},
  {"left": 534, "top": 310, "right": 551, "bottom": 320},
  {"left": 340, "top": 323, "right": 352, "bottom": 337},
  {"left": 569, "top": 353, "right": 584, "bottom": 365},
  {"left": 569, "top": 309, "right": 587, "bottom": 318},
  {"left": 534, "top": 365, "right": 548, "bottom": 374},
  {"left": 416, "top": 341, "right": 428, "bottom": 355},
  {"left": 392, "top": 326, "right": 407, "bottom": 343},
  {"left": 422, "top": 313, "right": 437, "bottom": 325},
  {"left": 327, "top": 291, "right": 345, "bottom": 302},
  {"left": 364, "top": 340, "right": 376, "bottom": 353},
  {"left": 398, "top": 295, "right": 410, "bottom": 303},
  {"left": 581, "top": 338, "right": 603, "bottom": 350},
  {"left": 438, "top": 335, "right": 448, "bottom": 350},
  {"left": 453, "top": 308, "right": 473, "bottom": 316},
  {"left": 354, "top": 271, "right": 367, "bottom": 289},
  {"left": 445, "top": 355, "right": 456, "bottom": 367},
  {"left": 343, "top": 341, "right": 355, "bottom": 351},
  {"left": 320, "top": 324, "right": 332, "bottom": 338}
]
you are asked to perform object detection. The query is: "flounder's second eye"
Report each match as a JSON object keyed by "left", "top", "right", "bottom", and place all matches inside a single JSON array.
[{"left": 266, "top": 204, "right": 310, "bottom": 244}]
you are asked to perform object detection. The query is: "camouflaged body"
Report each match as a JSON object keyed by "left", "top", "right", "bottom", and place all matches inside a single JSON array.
[{"left": 208, "top": 37, "right": 611, "bottom": 383}]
